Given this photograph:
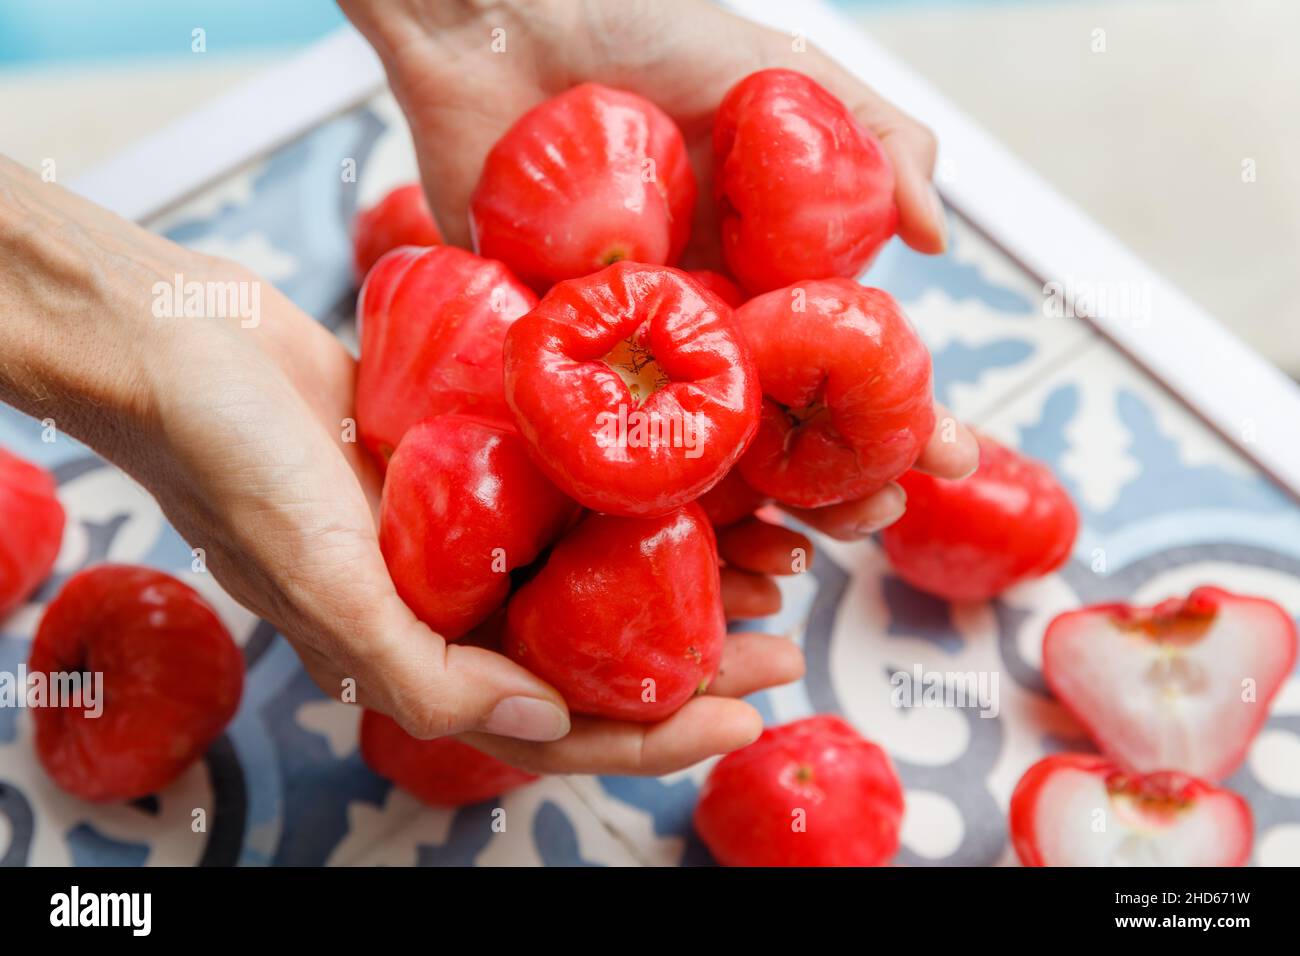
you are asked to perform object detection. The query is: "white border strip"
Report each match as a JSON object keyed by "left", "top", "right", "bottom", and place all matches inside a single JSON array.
[
  {"left": 726, "top": 0, "right": 1300, "bottom": 498},
  {"left": 70, "top": 28, "right": 385, "bottom": 223},
  {"left": 69, "top": 10, "right": 1300, "bottom": 496}
]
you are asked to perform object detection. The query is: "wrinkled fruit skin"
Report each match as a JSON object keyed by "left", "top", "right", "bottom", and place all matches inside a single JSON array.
[
  {"left": 714, "top": 69, "right": 897, "bottom": 295},
  {"left": 470, "top": 83, "right": 696, "bottom": 291},
  {"left": 360, "top": 709, "right": 537, "bottom": 807},
  {"left": 505, "top": 504, "right": 724, "bottom": 722},
  {"left": 0, "top": 448, "right": 64, "bottom": 620},
  {"left": 380, "top": 415, "right": 578, "bottom": 640},
  {"left": 352, "top": 182, "right": 443, "bottom": 283},
  {"left": 882, "top": 434, "right": 1078, "bottom": 601},
  {"left": 1043, "top": 587, "right": 1297, "bottom": 781},
  {"left": 30, "top": 565, "right": 243, "bottom": 802},
  {"left": 734, "top": 280, "right": 933, "bottom": 508},
  {"left": 357, "top": 245, "right": 537, "bottom": 468},
  {"left": 1009, "top": 754, "right": 1253, "bottom": 867},
  {"left": 694, "top": 715, "right": 904, "bottom": 867},
  {"left": 504, "top": 262, "right": 760, "bottom": 516}
]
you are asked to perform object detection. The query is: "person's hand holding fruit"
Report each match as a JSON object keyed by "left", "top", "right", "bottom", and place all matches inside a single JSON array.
[{"left": 0, "top": 0, "right": 978, "bottom": 787}]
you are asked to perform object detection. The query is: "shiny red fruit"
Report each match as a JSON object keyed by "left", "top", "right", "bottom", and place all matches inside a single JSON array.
[
  {"left": 694, "top": 715, "right": 905, "bottom": 867},
  {"left": 30, "top": 565, "right": 243, "bottom": 802},
  {"left": 360, "top": 709, "right": 536, "bottom": 807},
  {"left": 0, "top": 448, "right": 64, "bottom": 620},
  {"left": 470, "top": 83, "right": 696, "bottom": 290},
  {"left": 1043, "top": 587, "right": 1296, "bottom": 781},
  {"left": 504, "top": 262, "right": 760, "bottom": 516},
  {"left": 882, "top": 434, "right": 1078, "bottom": 601},
  {"left": 698, "top": 466, "right": 768, "bottom": 528},
  {"left": 687, "top": 269, "right": 746, "bottom": 308},
  {"left": 1010, "top": 754, "right": 1253, "bottom": 867},
  {"left": 356, "top": 245, "right": 537, "bottom": 468},
  {"left": 713, "top": 69, "right": 897, "bottom": 295},
  {"left": 380, "top": 415, "right": 578, "bottom": 640},
  {"left": 734, "top": 280, "right": 933, "bottom": 508},
  {"left": 505, "top": 504, "right": 724, "bottom": 722},
  {"left": 352, "top": 182, "right": 443, "bottom": 283}
]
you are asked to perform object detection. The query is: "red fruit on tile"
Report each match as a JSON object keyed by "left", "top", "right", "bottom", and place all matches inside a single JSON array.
[
  {"left": 1010, "top": 753, "right": 1253, "bottom": 867},
  {"left": 1043, "top": 586, "right": 1297, "bottom": 781},
  {"left": 360, "top": 709, "right": 537, "bottom": 807},
  {"left": 30, "top": 565, "right": 243, "bottom": 802},
  {"left": 694, "top": 715, "right": 905, "bottom": 866}
]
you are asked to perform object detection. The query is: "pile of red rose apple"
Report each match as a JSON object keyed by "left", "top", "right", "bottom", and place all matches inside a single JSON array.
[{"left": 4, "top": 69, "right": 1296, "bottom": 868}]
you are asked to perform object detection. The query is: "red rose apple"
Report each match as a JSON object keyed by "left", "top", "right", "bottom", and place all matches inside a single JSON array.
[
  {"left": 505, "top": 504, "right": 724, "bottom": 722},
  {"left": 687, "top": 269, "right": 746, "bottom": 308},
  {"left": 694, "top": 715, "right": 905, "bottom": 867},
  {"left": 713, "top": 68, "right": 897, "bottom": 295},
  {"left": 352, "top": 182, "right": 443, "bottom": 283},
  {"left": 0, "top": 447, "right": 64, "bottom": 620},
  {"left": 733, "top": 279, "right": 933, "bottom": 508},
  {"left": 1009, "top": 754, "right": 1253, "bottom": 867},
  {"left": 360, "top": 709, "right": 537, "bottom": 807},
  {"left": 1043, "top": 587, "right": 1296, "bottom": 781},
  {"left": 698, "top": 466, "right": 769, "bottom": 528},
  {"left": 881, "top": 434, "right": 1078, "bottom": 602},
  {"left": 30, "top": 564, "right": 243, "bottom": 802},
  {"left": 380, "top": 415, "right": 578, "bottom": 640},
  {"left": 470, "top": 83, "right": 696, "bottom": 290},
  {"left": 356, "top": 245, "right": 536, "bottom": 467},
  {"left": 504, "top": 262, "right": 759, "bottom": 516}
]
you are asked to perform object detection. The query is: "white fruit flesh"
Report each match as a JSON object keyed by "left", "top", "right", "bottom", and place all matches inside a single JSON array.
[
  {"left": 1046, "top": 600, "right": 1293, "bottom": 779},
  {"left": 1031, "top": 767, "right": 1246, "bottom": 866}
]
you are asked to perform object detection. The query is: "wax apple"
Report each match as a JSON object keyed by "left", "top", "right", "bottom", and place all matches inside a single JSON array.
[
  {"left": 360, "top": 709, "right": 536, "bottom": 807},
  {"left": 882, "top": 435, "right": 1078, "bottom": 601},
  {"left": 380, "top": 415, "right": 578, "bottom": 640},
  {"left": 504, "top": 262, "right": 759, "bottom": 516},
  {"left": 733, "top": 279, "right": 932, "bottom": 508},
  {"left": 1009, "top": 754, "right": 1252, "bottom": 867},
  {"left": 505, "top": 505, "right": 724, "bottom": 722},
  {"left": 694, "top": 715, "right": 904, "bottom": 867},
  {"left": 698, "top": 466, "right": 768, "bottom": 528},
  {"left": 30, "top": 565, "right": 243, "bottom": 802},
  {"left": 356, "top": 245, "right": 537, "bottom": 467},
  {"left": 688, "top": 270, "right": 746, "bottom": 308},
  {"left": 1043, "top": 587, "right": 1296, "bottom": 781},
  {"left": 0, "top": 448, "right": 64, "bottom": 620},
  {"left": 470, "top": 83, "right": 696, "bottom": 290},
  {"left": 352, "top": 182, "right": 443, "bottom": 283},
  {"left": 713, "top": 69, "right": 897, "bottom": 295}
]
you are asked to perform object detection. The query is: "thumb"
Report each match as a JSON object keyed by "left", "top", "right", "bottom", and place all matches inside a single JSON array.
[{"left": 352, "top": 593, "right": 572, "bottom": 742}]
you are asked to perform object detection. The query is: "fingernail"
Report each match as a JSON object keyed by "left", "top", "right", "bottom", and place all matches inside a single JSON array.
[
  {"left": 929, "top": 184, "right": 949, "bottom": 252},
  {"left": 483, "top": 696, "right": 570, "bottom": 742},
  {"left": 854, "top": 485, "right": 907, "bottom": 536}
]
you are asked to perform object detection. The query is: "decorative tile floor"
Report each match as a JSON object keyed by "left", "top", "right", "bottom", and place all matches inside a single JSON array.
[{"left": 0, "top": 94, "right": 1295, "bottom": 866}]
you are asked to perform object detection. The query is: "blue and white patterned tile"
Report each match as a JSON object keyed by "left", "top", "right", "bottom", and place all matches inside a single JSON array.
[
  {"left": 868, "top": 215, "right": 1096, "bottom": 421},
  {"left": 3, "top": 90, "right": 1295, "bottom": 867}
]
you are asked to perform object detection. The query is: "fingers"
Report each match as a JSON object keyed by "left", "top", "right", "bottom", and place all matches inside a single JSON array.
[
  {"left": 782, "top": 482, "right": 908, "bottom": 541},
  {"left": 716, "top": 518, "right": 813, "bottom": 575},
  {"left": 721, "top": 567, "right": 782, "bottom": 619},
  {"left": 710, "top": 631, "right": 804, "bottom": 698},
  {"left": 462, "top": 696, "right": 762, "bottom": 776},
  {"left": 914, "top": 404, "right": 979, "bottom": 479}
]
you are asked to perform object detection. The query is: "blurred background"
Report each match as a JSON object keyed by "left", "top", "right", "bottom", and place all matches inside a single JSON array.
[{"left": 2, "top": 0, "right": 1295, "bottom": 377}]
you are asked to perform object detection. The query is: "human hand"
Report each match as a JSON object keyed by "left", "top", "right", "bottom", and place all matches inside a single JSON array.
[{"left": 0, "top": 157, "right": 802, "bottom": 775}]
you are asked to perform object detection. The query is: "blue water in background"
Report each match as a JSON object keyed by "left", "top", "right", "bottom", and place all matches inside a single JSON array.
[
  {"left": 0, "top": 0, "right": 347, "bottom": 67},
  {"left": 0, "top": 0, "right": 1046, "bottom": 68}
]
